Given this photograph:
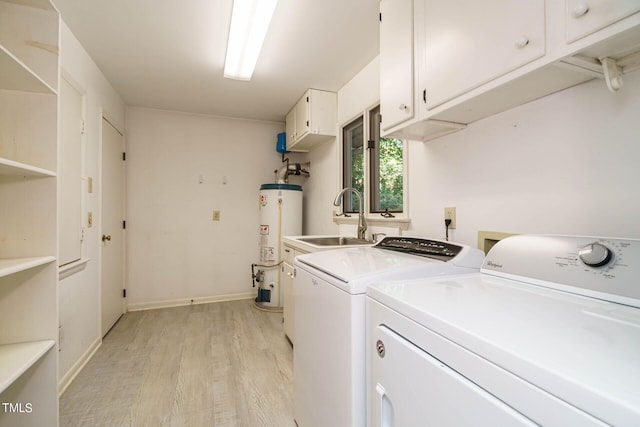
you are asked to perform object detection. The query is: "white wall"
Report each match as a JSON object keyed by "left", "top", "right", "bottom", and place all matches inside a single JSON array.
[
  {"left": 307, "top": 55, "right": 640, "bottom": 245},
  {"left": 58, "top": 22, "right": 126, "bottom": 388},
  {"left": 406, "top": 71, "right": 640, "bottom": 244},
  {"left": 125, "top": 107, "right": 288, "bottom": 308}
]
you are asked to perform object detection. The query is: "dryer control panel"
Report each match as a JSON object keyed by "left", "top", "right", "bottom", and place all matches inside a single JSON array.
[{"left": 482, "top": 235, "right": 640, "bottom": 307}]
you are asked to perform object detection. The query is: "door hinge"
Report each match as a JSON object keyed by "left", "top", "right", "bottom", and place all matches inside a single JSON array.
[
  {"left": 122, "top": 220, "right": 126, "bottom": 229},
  {"left": 306, "top": 120, "right": 309, "bottom": 127},
  {"left": 306, "top": 96, "right": 309, "bottom": 103},
  {"left": 423, "top": 89, "right": 427, "bottom": 104},
  {"left": 123, "top": 289, "right": 127, "bottom": 298},
  {"left": 367, "top": 140, "right": 376, "bottom": 150},
  {"left": 122, "top": 152, "right": 126, "bottom": 161},
  {"left": 379, "top": 12, "right": 382, "bottom": 22},
  {"left": 81, "top": 119, "right": 86, "bottom": 135}
]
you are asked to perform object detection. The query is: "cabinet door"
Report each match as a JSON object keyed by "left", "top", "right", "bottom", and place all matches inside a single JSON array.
[
  {"left": 285, "top": 107, "right": 296, "bottom": 147},
  {"left": 566, "top": 0, "right": 640, "bottom": 42},
  {"left": 420, "top": 0, "right": 545, "bottom": 110},
  {"left": 282, "top": 262, "right": 294, "bottom": 343},
  {"left": 295, "top": 91, "right": 309, "bottom": 141},
  {"left": 380, "top": 0, "right": 414, "bottom": 131}
]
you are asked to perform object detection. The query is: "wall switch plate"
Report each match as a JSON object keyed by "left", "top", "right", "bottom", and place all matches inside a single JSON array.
[
  {"left": 212, "top": 210, "right": 221, "bottom": 221},
  {"left": 444, "top": 207, "right": 456, "bottom": 229},
  {"left": 88, "top": 212, "right": 93, "bottom": 227}
]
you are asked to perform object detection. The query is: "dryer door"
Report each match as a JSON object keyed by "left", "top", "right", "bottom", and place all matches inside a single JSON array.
[{"left": 370, "top": 325, "right": 535, "bottom": 427}]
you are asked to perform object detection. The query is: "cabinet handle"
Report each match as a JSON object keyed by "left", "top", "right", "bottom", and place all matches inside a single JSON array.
[
  {"left": 398, "top": 104, "right": 408, "bottom": 111},
  {"left": 572, "top": 3, "right": 589, "bottom": 18},
  {"left": 514, "top": 36, "right": 530, "bottom": 49}
]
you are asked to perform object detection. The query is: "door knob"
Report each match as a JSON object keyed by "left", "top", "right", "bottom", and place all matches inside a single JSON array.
[{"left": 102, "top": 234, "right": 112, "bottom": 242}]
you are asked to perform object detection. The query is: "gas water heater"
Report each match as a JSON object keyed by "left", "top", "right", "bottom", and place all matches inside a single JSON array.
[{"left": 255, "top": 183, "right": 302, "bottom": 310}]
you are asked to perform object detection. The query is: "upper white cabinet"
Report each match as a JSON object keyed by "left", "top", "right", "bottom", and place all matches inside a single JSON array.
[
  {"left": 381, "top": 0, "right": 640, "bottom": 140},
  {"left": 380, "top": 0, "right": 414, "bottom": 131},
  {"left": 0, "top": 0, "right": 59, "bottom": 425},
  {"left": 380, "top": 0, "right": 466, "bottom": 141},
  {"left": 566, "top": 0, "right": 640, "bottom": 42},
  {"left": 420, "top": 0, "right": 545, "bottom": 110},
  {"left": 285, "top": 89, "right": 337, "bottom": 152}
]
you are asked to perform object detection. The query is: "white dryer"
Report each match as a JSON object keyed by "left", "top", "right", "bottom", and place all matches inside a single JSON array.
[
  {"left": 367, "top": 235, "right": 640, "bottom": 426},
  {"left": 293, "top": 237, "right": 484, "bottom": 427}
]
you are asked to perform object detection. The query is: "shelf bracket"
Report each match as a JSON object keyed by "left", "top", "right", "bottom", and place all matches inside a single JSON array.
[{"left": 600, "top": 57, "right": 623, "bottom": 93}]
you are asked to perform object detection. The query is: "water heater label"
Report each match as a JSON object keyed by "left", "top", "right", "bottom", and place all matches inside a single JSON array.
[
  {"left": 259, "top": 194, "right": 268, "bottom": 207},
  {"left": 260, "top": 225, "right": 269, "bottom": 235},
  {"left": 260, "top": 246, "right": 276, "bottom": 263}
]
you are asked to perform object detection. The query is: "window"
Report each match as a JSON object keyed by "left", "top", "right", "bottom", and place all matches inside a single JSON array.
[
  {"left": 369, "top": 106, "right": 403, "bottom": 213},
  {"left": 342, "top": 116, "right": 364, "bottom": 212},
  {"left": 341, "top": 106, "right": 404, "bottom": 215}
]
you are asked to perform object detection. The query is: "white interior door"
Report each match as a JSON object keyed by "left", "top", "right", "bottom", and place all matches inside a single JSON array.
[{"left": 101, "top": 117, "right": 125, "bottom": 336}]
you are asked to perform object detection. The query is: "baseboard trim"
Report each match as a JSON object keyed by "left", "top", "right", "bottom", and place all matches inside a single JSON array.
[
  {"left": 58, "top": 336, "right": 102, "bottom": 396},
  {"left": 126, "top": 292, "right": 256, "bottom": 312}
]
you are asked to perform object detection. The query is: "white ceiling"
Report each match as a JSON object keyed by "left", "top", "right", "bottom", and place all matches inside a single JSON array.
[{"left": 53, "top": 0, "right": 380, "bottom": 122}]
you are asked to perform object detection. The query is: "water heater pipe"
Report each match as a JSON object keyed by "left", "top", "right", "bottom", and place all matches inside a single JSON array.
[{"left": 275, "top": 160, "right": 310, "bottom": 183}]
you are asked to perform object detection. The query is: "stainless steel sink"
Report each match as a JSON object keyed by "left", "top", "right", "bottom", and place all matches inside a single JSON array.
[{"left": 297, "top": 236, "right": 372, "bottom": 246}]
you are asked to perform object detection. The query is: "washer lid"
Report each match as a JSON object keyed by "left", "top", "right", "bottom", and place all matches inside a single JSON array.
[
  {"left": 296, "top": 247, "right": 439, "bottom": 287},
  {"left": 368, "top": 274, "right": 640, "bottom": 426}
]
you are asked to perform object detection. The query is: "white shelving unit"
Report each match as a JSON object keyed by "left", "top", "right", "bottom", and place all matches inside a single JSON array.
[{"left": 0, "top": 0, "right": 59, "bottom": 425}]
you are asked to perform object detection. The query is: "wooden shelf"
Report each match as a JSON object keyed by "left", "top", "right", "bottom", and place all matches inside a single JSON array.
[
  {"left": 0, "top": 157, "right": 56, "bottom": 177},
  {"left": 0, "top": 257, "right": 56, "bottom": 279},
  {"left": 0, "top": 340, "right": 55, "bottom": 394},
  {"left": 0, "top": 44, "right": 56, "bottom": 94}
]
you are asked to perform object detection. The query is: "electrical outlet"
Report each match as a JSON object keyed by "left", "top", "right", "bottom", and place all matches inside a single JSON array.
[
  {"left": 444, "top": 207, "right": 456, "bottom": 229},
  {"left": 212, "top": 210, "right": 221, "bottom": 221}
]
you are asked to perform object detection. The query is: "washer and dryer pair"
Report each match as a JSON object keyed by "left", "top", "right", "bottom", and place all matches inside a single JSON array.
[{"left": 293, "top": 235, "right": 640, "bottom": 427}]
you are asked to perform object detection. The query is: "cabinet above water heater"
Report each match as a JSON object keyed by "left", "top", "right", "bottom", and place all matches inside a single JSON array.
[{"left": 285, "top": 89, "right": 337, "bottom": 152}]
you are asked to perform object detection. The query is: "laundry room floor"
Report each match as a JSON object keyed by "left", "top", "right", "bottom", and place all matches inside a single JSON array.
[{"left": 59, "top": 299, "right": 295, "bottom": 426}]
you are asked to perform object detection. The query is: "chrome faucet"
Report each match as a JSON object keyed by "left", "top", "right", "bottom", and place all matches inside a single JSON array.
[{"left": 333, "top": 187, "right": 367, "bottom": 240}]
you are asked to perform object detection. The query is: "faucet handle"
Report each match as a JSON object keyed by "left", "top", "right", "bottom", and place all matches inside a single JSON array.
[{"left": 372, "top": 233, "right": 387, "bottom": 243}]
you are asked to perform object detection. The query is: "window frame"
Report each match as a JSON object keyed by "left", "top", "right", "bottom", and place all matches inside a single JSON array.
[
  {"left": 368, "top": 106, "right": 404, "bottom": 214},
  {"left": 342, "top": 115, "right": 365, "bottom": 213},
  {"left": 338, "top": 104, "right": 408, "bottom": 220}
]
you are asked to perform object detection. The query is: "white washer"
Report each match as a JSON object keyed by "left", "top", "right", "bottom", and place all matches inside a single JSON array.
[
  {"left": 293, "top": 237, "right": 484, "bottom": 427},
  {"left": 367, "top": 235, "right": 640, "bottom": 427}
]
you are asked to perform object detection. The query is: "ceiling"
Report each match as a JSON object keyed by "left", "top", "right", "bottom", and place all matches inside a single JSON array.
[{"left": 53, "top": 0, "right": 380, "bottom": 122}]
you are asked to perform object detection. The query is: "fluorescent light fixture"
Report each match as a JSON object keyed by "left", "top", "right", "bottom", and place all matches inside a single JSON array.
[{"left": 224, "top": 0, "right": 278, "bottom": 80}]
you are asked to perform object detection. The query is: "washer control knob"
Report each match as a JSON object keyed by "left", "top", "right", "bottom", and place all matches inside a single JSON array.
[{"left": 578, "top": 243, "right": 612, "bottom": 267}]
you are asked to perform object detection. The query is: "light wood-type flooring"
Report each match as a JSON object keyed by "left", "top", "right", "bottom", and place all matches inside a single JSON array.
[{"left": 59, "top": 299, "right": 295, "bottom": 426}]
